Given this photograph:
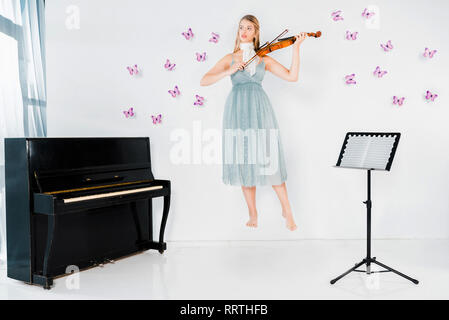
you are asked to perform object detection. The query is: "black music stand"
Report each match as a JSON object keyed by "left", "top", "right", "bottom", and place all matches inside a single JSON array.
[{"left": 330, "top": 132, "right": 419, "bottom": 285}]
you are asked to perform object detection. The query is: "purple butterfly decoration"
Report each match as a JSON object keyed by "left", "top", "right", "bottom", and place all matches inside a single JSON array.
[
  {"left": 164, "top": 59, "right": 176, "bottom": 71},
  {"left": 196, "top": 52, "right": 206, "bottom": 62},
  {"left": 168, "top": 85, "right": 180, "bottom": 98},
  {"left": 123, "top": 107, "right": 135, "bottom": 118},
  {"left": 194, "top": 95, "right": 205, "bottom": 106},
  {"left": 182, "top": 27, "right": 194, "bottom": 40},
  {"left": 346, "top": 31, "right": 358, "bottom": 40},
  {"left": 331, "top": 10, "right": 344, "bottom": 21},
  {"left": 393, "top": 96, "right": 405, "bottom": 106},
  {"left": 380, "top": 40, "right": 393, "bottom": 52},
  {"left": 425, "top": 90, "right": 438, "bottom": 101},
  {"left": 345, "top": 74, "right": 356, "bottom": 85},
  {"left": 209, "top": 32, "right": 220, "bottom": 43},
  {"left": 151, "top": 114, "right": 162, "bottom": 124},
  {"left": 423, "top": 48, "right": 437, "bottom": 58},
  {"left": 126, "top": 65, "right": 139, "bottom": 75},
  {"left": 362, "top": 8, "right": 375, "bottom": 19},
  {"left": 373, "top": 66, "right": 387, "bottom": 78}
]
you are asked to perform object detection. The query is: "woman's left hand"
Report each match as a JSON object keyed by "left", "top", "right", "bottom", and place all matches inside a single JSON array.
[{"left": 293, "top": 32, "right": 307, "bottom": 49}]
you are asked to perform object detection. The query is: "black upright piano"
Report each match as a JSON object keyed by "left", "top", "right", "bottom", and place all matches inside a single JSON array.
[{"left": 5, "top": 137, "right": 171, "bottom": 289}]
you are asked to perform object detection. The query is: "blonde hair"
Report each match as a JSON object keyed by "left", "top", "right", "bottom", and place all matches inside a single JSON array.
[{"left": 233, "top": 15, "right": 261, "bottom": 53}]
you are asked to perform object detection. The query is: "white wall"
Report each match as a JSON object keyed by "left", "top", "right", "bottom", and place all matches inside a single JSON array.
[{"left": 46, "top": 0, "right": 449, "bottom": 240}]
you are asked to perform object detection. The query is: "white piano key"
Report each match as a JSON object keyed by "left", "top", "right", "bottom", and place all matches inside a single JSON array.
[{"left": 63, "top": 185, "right": 164, "bottom": 203}]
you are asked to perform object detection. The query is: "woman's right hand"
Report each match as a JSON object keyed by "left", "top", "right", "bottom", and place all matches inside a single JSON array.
[{"left": 227, "top": 61, "right": 246, "bottom": 75}]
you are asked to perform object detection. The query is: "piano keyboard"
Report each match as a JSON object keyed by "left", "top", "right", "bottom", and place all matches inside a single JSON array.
[{"left": 63, "top": 185, "right": 164, "bottom": 203}]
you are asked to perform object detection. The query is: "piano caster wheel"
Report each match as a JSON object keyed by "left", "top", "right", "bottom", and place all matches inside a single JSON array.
[
  {"left": 159, "top": 250, "right": 165, "bottom": 254},
  {"left": 44, "top": 284, "right": 51, "bottom": 290}
]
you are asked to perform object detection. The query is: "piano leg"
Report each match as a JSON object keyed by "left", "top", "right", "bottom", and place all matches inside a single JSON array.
[
  {"left": 158, "top": 195, "right": 171, "bottom": 254},
  {"left": 42, "top": 215, "right": 57, "bottom": 289}
]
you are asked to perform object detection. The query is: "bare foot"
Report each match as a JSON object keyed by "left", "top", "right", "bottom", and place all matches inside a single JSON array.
[
  {"left": 282, "top": 210, "right": 297, "bottom": 231},
  {"left": 246, "top": 214, "right": 258, "bottom": 228}
]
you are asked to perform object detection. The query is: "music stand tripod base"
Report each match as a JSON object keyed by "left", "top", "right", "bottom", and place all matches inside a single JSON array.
[{"left": 330, "top": 257, "right": 419, "bottom": 285}]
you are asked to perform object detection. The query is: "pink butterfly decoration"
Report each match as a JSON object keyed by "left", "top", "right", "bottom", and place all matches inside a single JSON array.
[
  {"left": 196, "top": 52, "right": 206, "bottom": 62},
  {"left": 168, "top": 85, "right": 181, "bottom": 98},
  {"left": 126, "top": 65, "right": 139, "bottom": 75},
  {"left": 392, "top": 96, "right": 405, "bottom": 106},
  {"left": 345, "top": 74, "right": 356, "bottom": 85},
  {"left": 380, "top": 40, "right": 393, "bottom": 52},
  {"left": 362, "top": 8, "right": 375, "bottom": 19},
  {"left": 209, "top": 32, "right": 220, "bottom": 43},
  {"left": 123, "top": 107, "right": 135, "bottom": 118},
  {"left": 151, "top": 114, "right": 162, "bottom": 124},
  {"left": 194, "top": 95, "right": 205, "bottom": 106},
  {"left": 373, "top": 66, "right": 387, "bottom": 78},
  {"left": 346, "top": 31, "right": 358, "bottom": 40},
  {"left": 423, "top": 48, "right": 437, "bottom": 58},
  {"left": 164, "top": 59, "right": 176, "bottom": 71},
  {"left": 331, "top": 10, "right": 344, "bottom": 21},
  {"left": 425, "top": 90, "right": 438, "bottom": 101},
  {"left": 182, "top": 27, "right": 194, "bottom": 40}
]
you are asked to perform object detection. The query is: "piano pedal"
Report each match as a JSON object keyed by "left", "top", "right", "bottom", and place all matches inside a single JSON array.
[{"left": 90, "top": 260, "right": 103, "bottom": 268}]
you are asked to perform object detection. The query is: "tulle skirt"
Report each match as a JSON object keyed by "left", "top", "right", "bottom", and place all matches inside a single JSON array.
[{"left": 222, "top": 82, "right": 288, "bottom": 186}]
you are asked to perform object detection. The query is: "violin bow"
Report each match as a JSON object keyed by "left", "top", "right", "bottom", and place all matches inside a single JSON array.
[{"left": 243, "top": 29, "right": 289, "bottom": 69}]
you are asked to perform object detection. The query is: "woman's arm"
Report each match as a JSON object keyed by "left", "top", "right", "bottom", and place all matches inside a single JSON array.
[
  {"left": 200, "top": 54, "right": 245, "bottom": 86},
  {"left": 265, "top": 33, "right": 307, "bottom": 82}
]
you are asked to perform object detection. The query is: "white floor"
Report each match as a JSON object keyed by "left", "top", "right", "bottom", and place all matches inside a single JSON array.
[{"left": 0, "top": 240, "right": 448, "bottom": 300}]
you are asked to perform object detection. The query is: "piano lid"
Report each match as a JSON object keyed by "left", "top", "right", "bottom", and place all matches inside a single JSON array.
[{"left": 26, "top": 138, "right": 155, "bottom": 193}]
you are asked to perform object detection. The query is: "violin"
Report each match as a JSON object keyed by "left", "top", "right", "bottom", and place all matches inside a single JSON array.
[{"left": 244, "top": 29, "right": 322, "bottom": 68}]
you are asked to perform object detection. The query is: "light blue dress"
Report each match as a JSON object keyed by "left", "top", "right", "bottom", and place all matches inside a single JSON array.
[{"left": 222, "top": 55, "right": 288, "bottom": 187}]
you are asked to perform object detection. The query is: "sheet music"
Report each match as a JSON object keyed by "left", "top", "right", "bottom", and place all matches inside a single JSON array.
[{"left": 339, "top": 134, "right": 397, "bottom": 170}]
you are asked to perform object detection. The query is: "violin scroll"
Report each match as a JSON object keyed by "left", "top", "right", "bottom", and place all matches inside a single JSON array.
[{"left": 307, "top": 31, "right": 322, "bottom": 38}]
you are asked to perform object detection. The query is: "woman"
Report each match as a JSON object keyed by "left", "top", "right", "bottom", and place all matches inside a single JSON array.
[{"left": 200, "top": 15, "right": 306, "bottom": 231}]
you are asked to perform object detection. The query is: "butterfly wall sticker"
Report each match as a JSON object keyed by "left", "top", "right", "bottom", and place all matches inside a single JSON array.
[
  {"left": 126, "top": 65, "right": 139, "bottom": 75},
  {"left": 168, "top": 85, "right": 181, "bottom": 98},
  {"left": 151, "top": 114, "right": 162, "bottom": 124},
  {"left": 425, "top": 90, "right": 438, "bottom": 101},
  {"left": 392, "top": 96, "right": 405, "bottom": 106},
  {"left": 345, "top": 73, "right": 356, "bottom": 85},
  {"left": 193, "top": 95, "right": 205, "bottom": 106},
  {"left": 362, "top": 8, "right": 375, "bottom": 19},
  {"left": 346, "top": 31, "right": 358, "bottom": 40},
  {"left": 123, "top": 107, "right": 135, "bottom": 118},
  {"left": 423, "top": 48, "right": 437, "bottom": 58},
  {"left": 209, "top": 32, "right": 220, "bottom": 43},
  {"left": 182, "top": 27, "right": 194, "bottom": 40},
  {"left": 164, "top": 59, "right": 176, "bottom": 71},
  {"left": 380, "top": 40, "right": 393, "bottom": 52},
  {"left": 373, "top": 66, "right": 387, "bottom": 78},
  {"left": 196, "top": 52, "right": 206, "bottom": 62},
  {"left": 331, "top": 10, "right": 344, "bottom": 21}
]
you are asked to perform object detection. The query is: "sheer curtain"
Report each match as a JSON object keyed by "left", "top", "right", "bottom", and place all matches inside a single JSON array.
[{"left": 0, "top": 0, "right": 46, "bottom": 265}]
